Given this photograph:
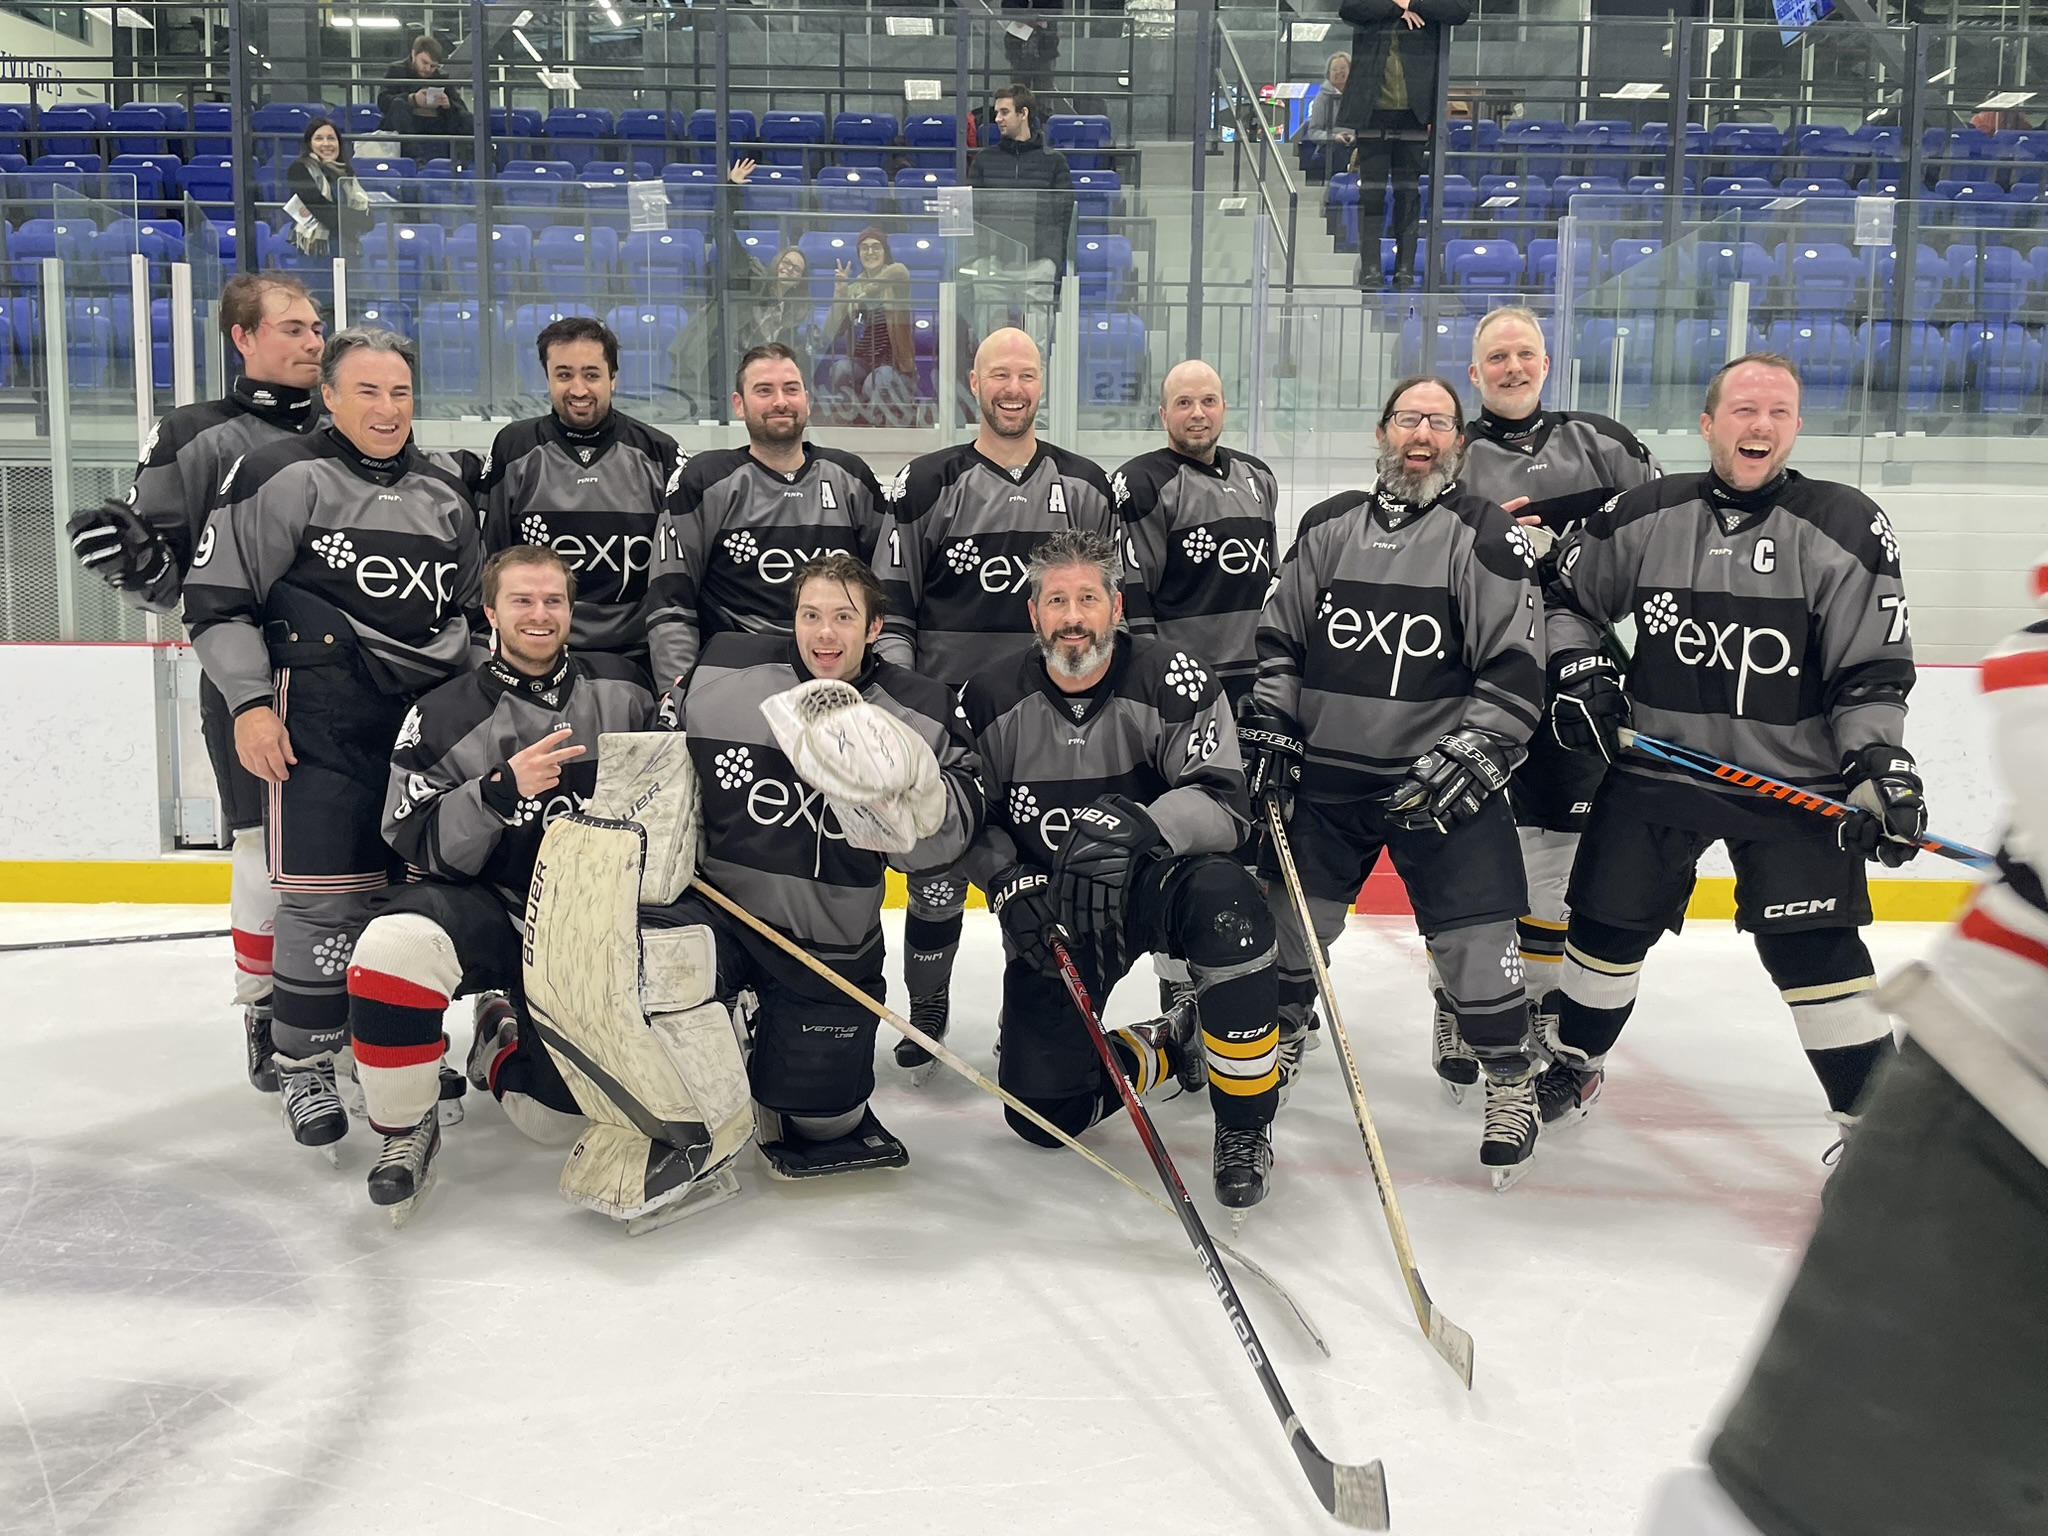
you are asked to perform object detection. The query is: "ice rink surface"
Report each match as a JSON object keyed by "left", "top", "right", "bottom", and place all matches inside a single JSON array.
[{"left": 0, "top": 903, "right": 1939, "bottom": 1536}]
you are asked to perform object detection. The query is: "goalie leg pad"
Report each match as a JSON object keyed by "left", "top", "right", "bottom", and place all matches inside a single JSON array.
[{"left": 582, "top": 732, "right": 703, "bottom": 905}]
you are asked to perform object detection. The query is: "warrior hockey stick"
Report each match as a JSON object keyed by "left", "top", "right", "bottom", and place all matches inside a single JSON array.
[
  {"left": 0, "top": 928, "right": 229, "bottom": 955},
  {"left": 1620, "top": 732, "right": 1996, "bottom": 869},
  {"left": 1047, "top": 930, "right": 1390, "bottom": 1531},
  {"left": 1266, "top": 799, "right": 1479, "bottom": 1390},
  {"left": 687, "top": 878, "right": 1330, "bottom": 1357}
]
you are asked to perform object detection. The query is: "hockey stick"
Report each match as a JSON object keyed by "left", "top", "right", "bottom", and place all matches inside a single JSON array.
[
  {"left": 687, "top": 877, "right": 1330, "bottom": 1357},
  {"left": 1265, "top": 799, "right": 1479, "bottom": 1390},
  {"left": 1620, "top": 731, "right": 1996, "bottom": 869},
  {"left": 1046, "top": 930, "right": 1390, "bottom": 1531},
  {"left": 0, "top": 928, "right": 229, "bottom": 955}
]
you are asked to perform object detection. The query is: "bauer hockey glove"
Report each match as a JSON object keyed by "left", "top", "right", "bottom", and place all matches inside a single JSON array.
[
  {"left": 1838, "top": 743, "right": 1927, "bottom": 867},
  {"left": 1052, "top": 794, "right": 1166, "bottom": 979},
  {"left": 990, "top": 865, "right": 1062, "bottom": 975},
  {"left": 1237, "top": 701, "right": 1305, "bottom": 819},
  {"left": 1549, "top": 648, "right": 1631, "bottom": 762},
  {"left": 67, "top": 500, "right": 171, "bottom": 599},
  {"left": 1385, "top": 728, "right": 1524, "bottom": 834}
]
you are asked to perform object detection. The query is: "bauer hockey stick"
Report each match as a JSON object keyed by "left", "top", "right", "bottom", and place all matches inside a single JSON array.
[
  {"left": 1620, "top": 731, "right": 1996, "bottom": 869},
  {"left": 1046, "top": 930, "right": 1390, "bottom": 1531},
  {"left": 0, "top": 928, "right": 229, "bottom": 955},
  {"left": 1265, "top": 798, "right": 1479, "bottom": 1390},
  {"left": 687, "top": 877, "right": 1330, "bottom": 1356}
]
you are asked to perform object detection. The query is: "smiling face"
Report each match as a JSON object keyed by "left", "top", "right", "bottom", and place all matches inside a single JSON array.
[
  {"left": 794, "top": 575, "right": 880, "bottom": 682},
  {"left": 971, "top": 330, "right": 1043, "bottom": 441},
  {"left": 857, "top": 235, "right": 887, "bottom": 275},
  {"left": 308, "top": 123, "right": 341, "bottom": 160},
  {"left": 1029, "top": 561, "right": 1122, "bottom": 683},
  {"left": 734, "top": 355, "right": 810, "bottom": 447},
  {"left": 1375, "top": 379, "right": 1464, "bottom": 499},
  {"left": 322, "top": 345, "right": 414, "bottom": 459},
  {"left": 1470, "top": 314, "right": 1549, "bottom": 419},
  {"left": 1702, "top": 361, "right": 1802, "bottom": 491},
  {"left": 234, "top": 286, "right": 325, "bottom": 390},
  {"left": 773, "top": 248, "right": 808, "bottom": 292},
  {"left": 545, "top": 337, "right": 615, "bottom": 430},
  {"left": 993, "top": 96, "right": 1030, "bottom": 141},
  {"left": 1159, "top": 361, "right": 1225, "bottom": 459},
  {"left": 487, "top": 558, "right": 573, "bottom": 675}
]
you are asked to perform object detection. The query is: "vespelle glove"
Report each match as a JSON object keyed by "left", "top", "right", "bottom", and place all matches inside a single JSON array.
[{"left": 1384, "top": 728, "right": 1523, "bottom": 834}]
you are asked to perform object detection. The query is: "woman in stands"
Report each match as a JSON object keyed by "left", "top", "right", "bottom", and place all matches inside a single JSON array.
[
  {"left": 822, "top": 227, "right": 918, "bottom": 427},
  {"left": 286, "top": 117, "right": 370, "bottom": 263}
]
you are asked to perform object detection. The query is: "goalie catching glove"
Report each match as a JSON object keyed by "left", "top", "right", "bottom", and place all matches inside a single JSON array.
[
  {"left": 1838, "top": 743, "right": 1927, "bottom": 867},
  {"left": 759, "top": 677, "right": 946, "bottom": 853},
  {"left": 1385, "top": 728, "right": 1524, "bottom": 834},
  {"left": 1051, "top": 794, "right": 1165, "bottom": 978}
]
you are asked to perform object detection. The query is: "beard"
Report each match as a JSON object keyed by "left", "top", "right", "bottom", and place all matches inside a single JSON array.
[
  {"left": 748, "top": 410, "right": 806, "bottom": 445},
  {"left": 1039, "top": 626, "right": 1114, "bottom": 680},
  {"left": 1375, "top": 438, "right": 1463, "bottom": 506}
]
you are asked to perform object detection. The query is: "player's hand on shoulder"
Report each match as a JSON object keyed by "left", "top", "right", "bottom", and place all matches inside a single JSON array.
[{"left": 1839, "top": 744, "right": 1926, "bottom": 866}]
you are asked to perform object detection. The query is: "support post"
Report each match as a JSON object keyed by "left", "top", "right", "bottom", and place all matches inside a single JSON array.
[
  {"left": 226, "top": 0, "right": 258, "bottom": 276},
  {"left": 1187, "top": 0, "right": 1214, "bottom": 360},
  {"left": 171, "top": 261, "right": 197, "bottom": 406},
  {"left": 42, "top": 258, "right": 79, "bottom": 640}
]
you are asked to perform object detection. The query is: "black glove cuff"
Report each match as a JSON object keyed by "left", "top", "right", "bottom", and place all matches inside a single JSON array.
[{"left": 480, "top": 762, "right": 524, "bottom": 818}]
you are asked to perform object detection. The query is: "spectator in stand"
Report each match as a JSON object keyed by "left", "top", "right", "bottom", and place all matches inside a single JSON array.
[
  {"left": 1001, "top": 0, "right": 1061, "bottom": 102},
  {"left": 967, "top": 83, "right": 1075, "bottom": 272},
  {"left": 286, "top": 118, "right": 371, "bottom": 261},
  {"left": 823, "top": 228, "right": 919, "bottom": 427},
  {"left": 1336, "top": 0, "right": 1470, "bottom": 290},
  {"left": 1298, "top": 52, "right": 1351, "bottom": 184},
  {"left": 378, "top": 34, "right": 474, "bottom": 164}
]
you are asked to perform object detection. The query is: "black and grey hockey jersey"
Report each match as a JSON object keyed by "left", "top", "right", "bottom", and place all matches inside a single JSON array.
[
  {"left": 681, "top": 632, "right": 982, "bottom": 970},
  {"left": 118, "top": 376, "right": 322, "bottom": 613},
  {"left": 1460, "top": 409, "right": 1660, "bottom": 537},
  {"left": 477, "top": 410, "right": 680, "bottom": 660},
  {"left": 647, "top": 444, "right": 887, "bottom": 687},
  {"left": 1255, "top": 482, "right": 1546, "bottom": 800},
  {"left": 185, "top": 427, "right": 482, "bottom": 713},
  {"left": 384, "top": 650, "right": 656, "bottom": 913},
  {"left": 1548, "top": 469, "right": 1915, "bottom": 831},
  {"left": 876, "top": 441, "right": 1122, "bottom": 685},
  {"left": 1116, "top": 445, "right": 1279, "bottom": 705},
  {"left": 960, "top": 632, "right": 1247, "bottom": 891}
]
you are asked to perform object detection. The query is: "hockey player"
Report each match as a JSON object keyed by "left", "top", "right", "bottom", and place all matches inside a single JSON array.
[
  {"left": 1635, "top": 557, "right": 2048, "bottom": 1536},
  {"left": 1242, "top": 375, "right": 1548, "bottom": 1184},
  {"left": 340, "top": 544, "right": 656, "bottom": 1212},
  {"left": 1455, "top": 306, "right": 1661, "bottom": 1084},
  {"left": 960, "top": 530, "right": 1283, "bottom": 1207},
  {"left": 647, "top": 552, "right": 982, "bottom": 1176},
  {"left": 1540, "top": 353, "right": 1922, "bottom": 1142},
  {"left": 184, "top": 327, "right": 483, "bottom": 1159},
  {"left": 477, "top": 317, "right": 680, "bottom": 666},
  {"left": 66, "top": 273, "right": 325, "bottom": 1094},
  {"left": 874, "top": 327, "right": 1122, "bottom": 1072},
  {"left": 645, "top": 342, "right": 887, "bottom": 688}
]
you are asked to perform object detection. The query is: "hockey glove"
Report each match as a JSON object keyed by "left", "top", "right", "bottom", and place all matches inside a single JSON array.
[
  {"left": 1838, "top": 743, "right": 1926, "bottom": 867},
  {"left": 1237, "top": 701, "right": 1305, "bottom": 819},
  {"left": 989, "top": 865, "right": 1061, "bottom": 975},
  {"left": 67, "top": 500, "right": 171, "bottom": 598},
  {"left": 1385, "top": 728, "right": 1524, "bottom": 834},
  {"left": 1549, "top": 648, "right": 1631, "bottom": 763},
  {"left": 1052, "top": 794, "right": 1166, "bottom": 979}
]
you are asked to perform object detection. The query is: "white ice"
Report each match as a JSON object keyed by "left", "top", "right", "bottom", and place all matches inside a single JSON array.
[{"left": 0, "top": 903, "right": 1937, "bottom": 1535}]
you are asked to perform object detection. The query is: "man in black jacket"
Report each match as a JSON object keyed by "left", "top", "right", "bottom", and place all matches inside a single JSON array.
[
  {"left": 967, "top": 83, "right": 1075, "bottom": 273},
  {"left": 377, "top": 34, "right": 474, "bottom": 164},
  {"left": 1336, "top": 0, "right": 1470, "bottom": 289}
]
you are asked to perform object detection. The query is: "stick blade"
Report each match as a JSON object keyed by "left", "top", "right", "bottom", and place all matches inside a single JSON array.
[
  {"left": 1327, "top": 1459, "right": 1390, "bottom": 1530},
  {"left": 1429, "top": 1307, "right": 1476, "bottom": 1389}
]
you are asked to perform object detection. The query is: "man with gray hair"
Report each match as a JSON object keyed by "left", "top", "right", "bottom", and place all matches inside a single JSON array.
[
  {"left": 958, "top": 528, "right": 1284, "bottom": 1208},
  {"left": 185, "top": 326, "right": 484, "bottom": 1162}
]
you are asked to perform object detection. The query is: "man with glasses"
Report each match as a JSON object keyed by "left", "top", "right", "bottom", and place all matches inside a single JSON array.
[{"left": 1239, "top": 375, "right": 1548, "bottom": 1186}]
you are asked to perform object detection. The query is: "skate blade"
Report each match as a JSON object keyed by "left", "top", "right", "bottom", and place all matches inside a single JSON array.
[
  {"left": 1230, "top": 1208, "right": 1251, "bottom": 1236},
  {"left": 437, "top": 1097, "right": 465, "bottom": 1128},
  {"left": 1488, "top": 1161, "right": 1531, "bottom": 1193},
  {"left": 625, "top": 1164, "right": 742, "bottom": 1236},
  {"left": 318, "top": 1142, "right": 341, "bottom": 1168},
  {"left": 388, "top": 1165, "right": 436, "bottom": 1228},
  {"left": 905, "top": 1057, "right": 941, "bottom": 1088},
  {"left": 1439, "top": 1079, "right": 1468, "bottom": 1108}
]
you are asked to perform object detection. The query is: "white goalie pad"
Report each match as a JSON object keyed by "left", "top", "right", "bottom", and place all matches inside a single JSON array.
[
  {"left": 759, "top": 678, "right": 946, "bottom": 854},
  {"left": 524, "top": 814, "right": 753, "bottom": 1222},
  {"left": 583, "top": 731, "right": 703, "bottom": 905}
]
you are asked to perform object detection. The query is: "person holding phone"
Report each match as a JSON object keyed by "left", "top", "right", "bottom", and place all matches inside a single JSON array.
[{"left": 378, "top": 34, "right": 474, "bottom": 164}]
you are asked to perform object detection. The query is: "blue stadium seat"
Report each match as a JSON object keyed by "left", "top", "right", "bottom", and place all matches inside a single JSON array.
[
  {"left": 1676, "top": 318, "right": 1764, "bottom": 387},
  {"left": 532, "top": 225, "right": 619, "bottom": 304},
  {"left": 448, "top": 223, "right": 533, "bottom": 281},
  {"left": 1528, "top": 235, "right": 1594, "bottom": 290},
  {"left": 1767, "top": 318, "right": 1856, "bottom": 409},
  {"left": 1778, "top": 176, "right": 1853, "bottom": 199},
  {"left": 741, "top": 164, "right": 804, "bottom": 216},
  {"left": 1443, "top": 119, "right": 1501, "bottom": 179},
  {"left": 895, "top": 167, "right": 958, "bottom": 216},
  {"left": 1446, "top": 237, "right": 1523, "bottom": 299},
  {"left": 903, "top": 114, "right": 959, "bottom": 169},
  {"left": 63, "top": 296, "right": 116, "bottom": 387},
  {"left": 1785, "top": 242, "right": 1864, "bottom": 316},
  {"left": 687, "top": 110, "right": 757, "bottom": 164},
  {"left": 512, "top": 303, "right": 600, "bottom": 391},
  {"left": 351, "top": 298, "right": 414, "bottom": 338},
  {"left": 1502, "top": 120, "right": 1571, "bottom": 180},
  {"left": 251, "top": 102, "right": 320, "bottom": 168},
  {"left": 1952, "top": 321, "right": 2044, "bottom": 412},
  {"left": 660, "top": 163, "right": 721, "bottom": 214},
  {"left": 543, "top": 108, "right": 616, "bottom": 171},
  {"left": 895, "top": 231, "right": 946, "bottom": 303},
  {"left": 618, "top": 109, "right": 682, "bottom": 167},
  {"left": 193, "top": 102, "right": 232, "bottom": 158},
  {"left": 1070, "top": 168, "right": 1120, "bottom": 233},
  {"left": 1606, "top": 237, "right": 1665, "bottom": 304},
  {"left": 1857, "top": 175, "right": 1904, "bottom": 199},
  {"left": 499, "top": 160, "right": 578, "bottom": 228},
  {"left": 1571, "top": 119, "right": 1634, "bottom": 180},
  {"left": 353, "top": 156, "right": 417, "bottom": 205},
  {"left": 109, "top": 154, "right": 172, "bottom": 206},
  {"left": 1791, "top": 123, "right": 1859, "bottom": 180},
  {"left": 761, "top": 111, "right": 828, "bottom": 169},
  {"left": 97, "top": 217, "right": 183, "bottom": 283},
  {"left": 1924, "top": 127, "right": 1994, "bottom": 177},
  {"left": 1326, "top": 171, "right": 1361, "bottom": 251},
  {"left": 817, "top": 166, "right": 888, "bottom": 215},
  {"left": 1417, "top": 172, "right": 1476, "bottom": 224},
  {"left": 342, "top": 104, "right": 382, "bottom": 138},
  {"left": 1935, "top": 179, "right": 2010, "bottom": 228},
  {"left": 1947, "top": 244, "right": 2030, "bottom": 325},
  {"left": 1076, "top": 235, "right": 1133, "bottom": 305},
  {"left": 40, "top": 102, "right": 108, "bottom": 159},
  {"left": 1576, "top": 316, "right": 1654, "bottom": 411},
  {"left": 1696, "top": 239, "right": 1777, "bottom": 290},
  {"left": 1637, "top": 121, "right": 1708, "bottom": 166},
  {"left": 735, "top": 229, "right": 779, "bottom": 268},
  {"left": 1859, "top": 321, "right": 1947, "bottom": 412},
  {"left": 621, "top": 228, "right": 707, "bottom": 302},
  {"left": 1851, "top": 124, "right": 1902, "bottom": 177},
  {"left": 1709, "top": 123, "right": 1784, "bottom": 180},
  {"left": 606, "top": 303, "right": 689, "bottom": 399},
  {"left": 1550, "top": 174, "right": 1625, "bottom": 215},
  {"left": 1079, "top": 311, "right": 1145, "bottom": 403},
  {"left": 1872, "top": 245, "right": 1947, "bottom": 320},
  {"left": 418, "top": 160, "right": 477, "bottom": 228},
  {"left": 10, "top": 217, "right": 94, "bottom": 288},
  {"left": 418, "top": 302, "right": 488, "bottom": 396},
  {"left": 1701, "top": 176, "right": 1775, "bottom": 215},
  {"left": 110, "top": 102, "right": 178, "bottom": 159},
  {"left": 797, "top": 230, "right": 861, "bottom": 299},
  {"left": 358, "top": 222, "right": 447, "bottom": 304},
  {"left": 832, "top": 114, "right": 898, "bottom": 169},
  {"left": 1398, "top": 312, "right": 1478, "bottom": 375},
  {"left": 1476, "top": 174, "right": 1550, "bottom": 227},
  {"left": 1046, "top": 114, "right": 1112, "bottom": 171}
]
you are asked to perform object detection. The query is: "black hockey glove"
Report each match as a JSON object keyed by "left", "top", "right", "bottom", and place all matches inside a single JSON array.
[
  {"left": 67, "top": 500, "right": 171, "bottom": 597},
  {"left": 1052, "top": 794, "right": 1166, "bottom": 978},
  {"left": 989, "top": 865, "right": 1061, "bottom": 975},
  {"left": 1237, "top": 701, "right": 1305, "bottom": 819},
  {"left": 1838, "top": 743, "right": 1926, "bottom": 867},
  {"left": 1549, "top": 648, "right": 1631, "bottom": 763},
  {"left": 1385, "top": 728, "right": 1524, "bottom": 834}
]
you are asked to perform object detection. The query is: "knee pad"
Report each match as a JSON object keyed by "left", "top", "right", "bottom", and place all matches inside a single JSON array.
[
  {"left": 907, "top": 870, "right": 967, "bottom": 920},
  {"left": 348, "top": 911, "right": 463, "bottom": 1131},
  {"left": 1177, "top": 859, "right": 1275, "bottom": 973},
  {"left": 1755, "top": 928, "right": 1887, "bottom": 1051}
]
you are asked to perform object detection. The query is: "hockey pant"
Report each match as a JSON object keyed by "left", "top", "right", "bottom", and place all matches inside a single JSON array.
[
  {"left": 346, "top": 880, "right": 582, "bottom": 1139},
  {"left": 1269, "top": 792, "right": 1534, "bottom": 1077},
  {"left": 903, "top": 861, "right": 968, "bottom": 1000},
  {"left": 999, "top": 852, "right": 1279, "bottom": 1146},
  {"left": 200, "top": 672, "right": 277, "bottom": 1006}
]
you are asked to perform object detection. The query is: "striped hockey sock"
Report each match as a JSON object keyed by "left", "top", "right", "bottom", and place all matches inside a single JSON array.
[{"left": 346, "top": 913, "right": 462, "bottom": 1133}]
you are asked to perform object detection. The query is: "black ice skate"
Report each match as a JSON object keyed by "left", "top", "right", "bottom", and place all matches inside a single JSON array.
[
  {"left": 894, "top": 991, "right": 948, "bottom": 1085},
  {"left": 466, "top": 992, "right": 518, "bottom": 1095},
  {"left": 1481, "top": 1073, "right": 1540, "bottom": 1191},
  {"left": 367, "top": 1110, "right": 441, "bottom": 1225},
  {"left": 437, "top": 1062, "right": 467, "bottom": 1126},
  {"left": 278, "top": 1056, "right": 348, "bottom": 1164},
  {"left": 1214, "top": 1123, "right": 1274, "bottom": 1210},
  {"left": 1276, "top": 1018, "right": 1317, "bottom": 1106},
  {"left": 760, "top": 1106, "right": 910, "bottom": 1180},
  {"left": 244, "top": 1001, "right": 278, "bottom": 1094},
  {"left": 1431, "top": 992, "right": 1479, "bottom": 1106},
  {"left": 1124, "top": 996, "right": 1205, "bottom": 1097},
  {"left": 1535, "top": 1047, "right": 1604, "bottom": 1129},
  {"left": 1158, "top": 973, "right": 1199, "bottom": 1016}
]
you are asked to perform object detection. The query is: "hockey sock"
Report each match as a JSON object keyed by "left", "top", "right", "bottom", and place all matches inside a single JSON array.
[
  {"left": 1430, "top": 920, "right": 1537, "bottom": 1073},
  {"left": 1804, "top": 1038, "right": 1896, "bottom": 1116},
  {"left": 1517, "top": 916, "right": 1569, "bottom": 1003},
  {"left": 1556, "top": 915, "right": 1658, "bottom": 1060},
  {"left": 902, "top": 911, "right": 963, "bottom": 999},
  {"left": 1754, "top": 928, "right": 1893, "bottom": 1115},
  {"left": 1516, "top": 826, "right": 1577, "bottom": 1004},
  {"left": 1004, "top": 1091, "right": 1110, "bottom": 1147},
  {"left": 346, "top": 912, "right": 462, "bottom": 1134},
  {"left": 229, "top": 826, "right": 276, "bottom": 1008},
  {"left": 1109, "top": 1028, "right": 1172, "bottom": 1096},
  {"left": 1197, "top": 967, "right": 1281, "bottom": 1123}
]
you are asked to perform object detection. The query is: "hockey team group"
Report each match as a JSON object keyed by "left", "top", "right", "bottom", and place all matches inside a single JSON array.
[{"left": 63, "top": 269, "right": 2048, "bottom": 1533}]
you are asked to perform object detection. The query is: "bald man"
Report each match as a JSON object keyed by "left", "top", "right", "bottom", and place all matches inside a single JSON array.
[{"left": 874, "top": 327, "right": 1123, "bottom": 1072}]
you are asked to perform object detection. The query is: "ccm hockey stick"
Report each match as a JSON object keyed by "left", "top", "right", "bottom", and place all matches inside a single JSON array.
[
  {"left": 1266, "top": 799, "right": 1479, "bottom": 1390},
  {"left": 688, "top": 878, "right": 1331, "bottom": 1356},
  {"left": 0, "top": 928, "right": 229, "bottom": 955},
  {"left": 1046, "top": 931, "right": 1390, "bottom": 1530},
  {"left": 1621, "top": 732, "right": 1996, "bottom": 869}
]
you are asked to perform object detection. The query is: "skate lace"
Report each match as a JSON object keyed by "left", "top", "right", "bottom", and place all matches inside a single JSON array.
[
  {"left": 281, "top": 1063, "right": 336, "bottom": 1119},
  {"left": 908, "top": 995, "right": 947, "bottom": 1032},
  {"left": 372, "top": 1118, "right": 433, "bottom": 1173},
  {"left": 1484, "top": 1080, "right": 1536, "bottom": 1138},
  {"left": 1214, "top": 1125, "right": 1270, "bottom": 1170}
]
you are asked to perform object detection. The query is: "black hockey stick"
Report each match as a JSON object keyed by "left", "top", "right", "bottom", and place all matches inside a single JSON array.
[
  {"left": 0, "top": 928, "right": 229, "bottom": 955},
  {"left": 1621, "top": 731, "right": 1995, "bottom": 869},
  {"left": 1047, "top": 929, "right": 1390, "bottom": 1531},
  {"left": 1266, "top": 799, "right": 1478, "bottom": 1388}
]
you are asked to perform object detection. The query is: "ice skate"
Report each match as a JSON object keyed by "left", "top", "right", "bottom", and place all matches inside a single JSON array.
[
  {"left": 625, "top": 1160, "right": 743, "bottom": 1236},
  {"left": 335, "top": 1045, "right": 367, "bottom": 1120},
  {"left": 1275, "top": 1018, "right": 1316, "bottom": 1107},
  {"left": 243, "top": 1000, "right": 278, "bottom": 1094},
  {"left": 1527, "top": 989, "right": 1561, "bottom": 1069},
  {"left": 893, "top": 990, "right": 948, "bottom": 1085},
  {"left": 1535, "top": 1045, "right": 1604, "bottom": 1129},
  {"left": 1157, "top": 974, "right": 1198, "bottom": 1015},
  {"left": 437, "top": 1063, "right": 467, "bottom": 1126},
  {"left": 367, "top": 1110, "right": 441, "bottom": 1226},
  {"left": 1481, "top": 1072, "right": 1540, "bottom": 1191},
  {"left": 1214, "top": 1123, "right": 1274, "bottom": 1212},
  {"left": 1431, "top": 993, "right": 1479, "bottom": 1106},
  {"left": 760, "top": 1105, "right": 909, "bottom": 1180},
  {"left": 277, "top": 1054, "right": 347, "bottom": 1164},
  {"left": 467, "top": 991, "right": 518, "bottom": 1094},
  {"left": 1123, "top": 996, "right": 1204, "bottom": 1098}
]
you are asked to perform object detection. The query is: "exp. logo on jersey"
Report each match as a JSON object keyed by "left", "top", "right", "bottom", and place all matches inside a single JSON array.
[
  {"left": 701, "top": 525, "right": 858, "bottom": 586},
  {"left": 519, "top": 513, "right": 653, "bottom": 602},
  {"left": 1634, "top": 588, "right": 1810, "bottom": 719},
  {"left": 1312, "top": 584, "right": 1458, "bottom": 698},
  {"left": 290, "top": 524, "right": 461, "bottom": 613},
  {"left": 1180, "top": 527, "right": 1272, "bottom": 576},
  {"left": 941, "top": 537, "right": 1033, "bottom": 595}
]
